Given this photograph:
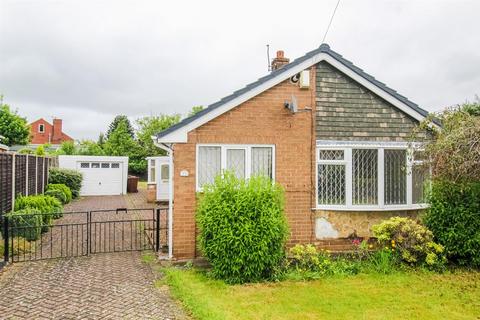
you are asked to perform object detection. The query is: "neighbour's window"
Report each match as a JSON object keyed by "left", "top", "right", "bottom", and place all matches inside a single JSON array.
[
  {"left": 101, "top": 163, "right": 110, "bottom": 168},
  {"left": 197, "top": 145, "right": 274, "bottom": 190},
  {"left": 111, "top": 163, "right": 120, "bottom": 169},
  {"left": 38, "top": 124, "right": 45, "bottom": 133},
  {"left": 91, "top": 162, "right": 100, "bottom": 168},
  {"left": 161, "top": 164, "right": 169, "bottom": 181},
  {"left": 316, "top": 143, "right": 428, "bottom": 209},
  {"left": 149, "top": 160, "right": 156, "bottom": 183},
  {"left": 80, "top": 162, "right": 89, "bottom": 168}
]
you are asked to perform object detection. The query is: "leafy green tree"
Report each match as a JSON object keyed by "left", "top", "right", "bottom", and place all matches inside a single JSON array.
[
  {"left": 97, "top": 133, "right": 106, "bottom": 148},
  {"left": 57, "top": 141, "right": 76, "bottom": 155},
  {"left": 188, "top": 105, "right": 204, "bottom": 117},
  {"left": 135, "top": 114, "right": 181, "bottom": 156},
  {"left": 104, "top": 121, "right": 146, "bottom": 173},
  {"left": 76, "top": 140, "right": 105, "bottom": 156},
  {"left": 0, "top": 99, "right": 30, "bottom": 146},
  {"left": 35, "top": 145, "right": 46, "bottom": 156},
  {"left": 106, "top": 115, "right": 134, "bottom": 139}
]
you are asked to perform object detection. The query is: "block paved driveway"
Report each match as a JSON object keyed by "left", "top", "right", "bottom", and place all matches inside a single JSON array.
[{"left": 0, "top": 191, "right": 188, "bottom": 320}]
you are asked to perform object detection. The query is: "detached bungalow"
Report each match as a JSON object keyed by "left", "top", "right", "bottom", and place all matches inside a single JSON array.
[{"left": 153, "top": 44, "right": 435, "bottom": 260}]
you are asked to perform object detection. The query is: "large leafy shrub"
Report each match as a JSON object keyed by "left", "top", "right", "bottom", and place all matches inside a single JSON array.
[
  {"left": 372, "top": 217, "right": 446, "bottom": 270},
  {"left": 46, "top": 183, "right": 72, "bottom": 203},
  {"left": 197, "top": 172, "right": 289, "bottom": 284},
  {"left": 6, "top": 208, "right": 43, "bottom": 241},
  {"left": 415, "top": 103, "right": 480, "bottom": 183},
  {"left": 424, "top": 180, "right": 480, "bottom": 266},
  {"left": 48, "top": 168, "right": 83, "bottom": 198}
]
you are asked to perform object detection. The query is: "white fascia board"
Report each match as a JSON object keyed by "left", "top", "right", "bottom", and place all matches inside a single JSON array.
[
  {"left": 316, "top": 140, "right": 424, "bottom": 149},
  {"left": 157, "top": 53, "right": 433, "bottom": 143}
]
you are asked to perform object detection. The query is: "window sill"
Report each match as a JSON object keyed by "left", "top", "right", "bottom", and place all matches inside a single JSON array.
[{"left": 313, "top": 204, "right": 429, "bottom": 212}]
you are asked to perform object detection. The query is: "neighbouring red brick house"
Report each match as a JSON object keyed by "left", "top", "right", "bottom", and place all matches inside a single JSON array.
[
  {"left": 153, "top": 44, "right": 437, "bottom": 260},
  {"left": 30, "top": 118, "right": 73, "bottom": 145}
]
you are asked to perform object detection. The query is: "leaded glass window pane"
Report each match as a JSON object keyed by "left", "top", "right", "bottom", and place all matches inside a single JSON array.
[
  {"left": 198, "top": 146, "right": 221, "bottom": 187},
  {"left": 319, "top": 150, "right": 344, "bottom": 160},
  {"left": 413, "top": 164, "right": 429, "bottom": 204},
  {"left": 251, "top": 147, "right": 273, "bottom": 178},
  {"left": 318, "top": 164, "right": 346, "bottom": 205},
  {"left": 227, "top": 149, "right": 245, "bottom": 179},
  {"left": 384, "top": 149, "right": 407, "bottom": 205},
  {"left": 352, "top": 149, "right": 378, "bottom": 205}
]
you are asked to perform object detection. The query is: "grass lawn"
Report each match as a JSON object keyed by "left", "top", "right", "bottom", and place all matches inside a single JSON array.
[{"left": 160, "top": 268, "right": 480, "bottom": 320}]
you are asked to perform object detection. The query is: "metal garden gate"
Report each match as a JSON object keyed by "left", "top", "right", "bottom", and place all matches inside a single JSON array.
[{"left": 2, "top": 208, "right": 168, "bottom": 263}]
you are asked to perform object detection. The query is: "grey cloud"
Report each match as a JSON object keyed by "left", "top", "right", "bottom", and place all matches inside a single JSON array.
[{"left": 1, "top": 0, "right": 479, "bottom": 139}]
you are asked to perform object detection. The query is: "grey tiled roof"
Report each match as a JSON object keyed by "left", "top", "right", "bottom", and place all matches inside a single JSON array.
[{"left": 157, "top": 44, "right": 432, "bottom": 139}]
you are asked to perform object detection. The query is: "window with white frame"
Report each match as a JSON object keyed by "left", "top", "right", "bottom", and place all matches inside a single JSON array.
[
  {"left": 149, "top": 159, "right": 156, "bottom": 183},
  {"left": 316, "top": 142, "right": 428, "bottom": 210},
  {"left": 38, "top": 124, "right": 45, "bottom": 133},
  {"left": 197, "top": 145, "right": 274, "bottom": 189},
  {"left": 161, "top": 164, "right": 169, "bottom": 181}
]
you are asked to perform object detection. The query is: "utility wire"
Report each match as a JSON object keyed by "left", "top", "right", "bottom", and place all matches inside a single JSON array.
[{"left": 322, "top": 0, "right": 341, "bottom": 43}]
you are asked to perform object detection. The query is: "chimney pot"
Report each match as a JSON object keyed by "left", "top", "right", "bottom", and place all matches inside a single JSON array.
[{"left": 271, "top": 49, "right": 290, "bottom": 71}]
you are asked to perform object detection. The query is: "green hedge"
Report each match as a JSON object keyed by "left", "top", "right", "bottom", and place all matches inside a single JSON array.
[
  {"left": 6, "top": 208, "right": 43, "bottom": 241},
  {"left": 46, "top": 183, "right": 72, "bottom": 203},
  {"left": 14, "top": 194, "right": 63, "bottom": 226},
  {"left": 45, "top": 189, "right": 67, "bottom": 204},
  {"left": 197, "top": 172, "right": 289, "bottom": 284},
  {"left": 424, "top": 180, "right": 480, "bottom": 266},
  {"left": 48, "top": 168, "right": 83, "bottom": 198}
]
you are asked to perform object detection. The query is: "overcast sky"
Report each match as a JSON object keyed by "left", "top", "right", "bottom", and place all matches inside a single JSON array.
[{"left": 1, "top": 0, "right": 479, "bottom": 140}]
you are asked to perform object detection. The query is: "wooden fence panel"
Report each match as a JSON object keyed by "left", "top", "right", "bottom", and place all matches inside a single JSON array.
[
  {"left": 0, "top": 154, "right": 58, "bottom": 215},
  {"left": 36, "top": 157, "right": 44, "bottom": 194},
  {"left": 43, "top": 157, "right": 49, "bottom": 190},
  {"left": 27, "top": 155, "right": 36, "bottom": 196},
  {"left": 0, "top": 154, "right": 13, "bottom": 214},
  {"left": 14, "top": 155, "right": 27, "bottom": 197}
]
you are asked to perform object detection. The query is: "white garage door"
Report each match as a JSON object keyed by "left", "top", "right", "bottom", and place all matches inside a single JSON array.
[{"left": 77, "top": 161, "right": 124, "bottom": 196}]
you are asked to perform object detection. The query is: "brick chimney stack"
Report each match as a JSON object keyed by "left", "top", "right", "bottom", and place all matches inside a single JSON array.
[
  {"left": 52, "top": 118, "right": 63, "bottom": 143},
  {"left": 271, "top": 50, "right": 290, "bottom": 71}
]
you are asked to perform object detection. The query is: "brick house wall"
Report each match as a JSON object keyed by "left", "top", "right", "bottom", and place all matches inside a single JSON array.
[
  {"left": 171, "top": 67, "right": 317, "bottom": 260},
  {"left": 30, "top": 118, "right": 73, "bottom": 145},
  {"left": 30, "top": 119, "right": 54, "bottom": 145}
]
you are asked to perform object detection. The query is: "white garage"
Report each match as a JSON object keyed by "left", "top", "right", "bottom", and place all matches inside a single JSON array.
[{"left": 58, "top": 155, "right": 129, "bottom": 196}]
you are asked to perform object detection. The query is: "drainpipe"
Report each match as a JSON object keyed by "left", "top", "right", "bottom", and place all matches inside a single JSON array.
[{"left": 152, "top": 136, "right": 174, "bottom": 260}]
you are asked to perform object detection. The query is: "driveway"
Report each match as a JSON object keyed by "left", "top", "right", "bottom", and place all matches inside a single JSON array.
[{"left": 0, "top": 190, "right": 187, "bottom": 320}]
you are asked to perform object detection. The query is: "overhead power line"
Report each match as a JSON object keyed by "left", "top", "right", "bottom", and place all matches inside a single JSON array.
[{"left": 322, "top": 0, "right": 341, "bottom": 43}]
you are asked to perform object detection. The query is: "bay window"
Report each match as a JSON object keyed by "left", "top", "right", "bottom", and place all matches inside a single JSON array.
[
  {"left": 316, "top": 141, "right": 428, "bottom": 210},
  {"left": 197, "top": 144, "right": 275, "bottom": 190}
]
